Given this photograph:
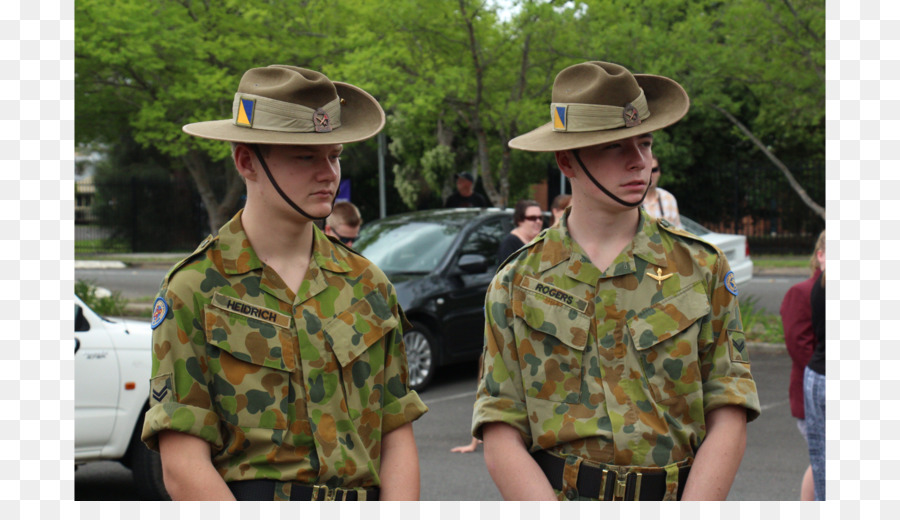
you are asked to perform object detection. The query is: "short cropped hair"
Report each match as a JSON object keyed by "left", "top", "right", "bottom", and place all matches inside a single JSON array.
[
  {"left": 551, "top": 194, "right": 572, "bottom": 212},
  {"left": 327, "top": 201, "right": 362, "bottom": 228},
  {"left": 513, "top": 199, "right": 541, "bottom": 225}
]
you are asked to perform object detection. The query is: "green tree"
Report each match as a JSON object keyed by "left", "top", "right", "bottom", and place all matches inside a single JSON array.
[
  {"left": 76, "top": 0, "right": 352, "bottom": 233},
  {"left": 333, "top": 0, "right": 571, "bottom": 209}
]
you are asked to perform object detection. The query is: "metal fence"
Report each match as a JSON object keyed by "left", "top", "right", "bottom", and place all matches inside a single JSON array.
[
  {"left": 76, "top": 177, "right": 209, "bottom": 254},
  {"left": 76, "top": 161, "right": 824, "bottom": 255},
  {"left": 669, "top": 161, "right": 825, "bottom": 255}
]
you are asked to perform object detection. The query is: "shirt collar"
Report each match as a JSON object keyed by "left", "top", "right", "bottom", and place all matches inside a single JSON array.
[
  {"left": 215, "top": 210, "right": 353, "bottom": 304},
  {"left": 537, "top": 207, "right": 669, "bottom": 285}
]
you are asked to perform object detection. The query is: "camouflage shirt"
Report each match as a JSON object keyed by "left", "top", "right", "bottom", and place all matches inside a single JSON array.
[
  {"left": 472, "top": 209, "right": 760, "bottom": 494},
  {"left": 142, "top": 210, "right": 428, "bottom": 494}
]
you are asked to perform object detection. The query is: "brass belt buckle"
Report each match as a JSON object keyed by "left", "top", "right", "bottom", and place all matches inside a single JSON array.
[
  {"left": 312, "top": 484, "right": 334, "bottom": 501},
  {"left": 612, "top": 471, "right": 643, "bottom": 501}
]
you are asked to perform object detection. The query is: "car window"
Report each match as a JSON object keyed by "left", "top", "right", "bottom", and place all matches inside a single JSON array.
[
  {"left": 75, "top": 303, "right": 90, "bottom": 332},
  {"left": 679, "top": 215, "right": 711, "bottom": 236},
  {"left": 459, "top": 217, "right": 509, "bottom": 267},
  {"left": 355, "top": 221, "right": 460, "bottom": 274}
]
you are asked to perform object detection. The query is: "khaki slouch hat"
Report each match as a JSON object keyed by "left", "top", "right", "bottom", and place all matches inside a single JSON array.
[
  {"left": 183, "top": 65, "right": 385, "bottom": 145},
  {"left": 510, "top": 61, "right": 689, "bottom": 152}
]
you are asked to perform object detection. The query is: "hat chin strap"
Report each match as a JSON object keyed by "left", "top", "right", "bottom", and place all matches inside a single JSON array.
[
  {"left": 572, "top": 149, "right": 649, "bottom": 208},
  {"left": 252, "top": 145, "right": 337, "bottom": 221}
]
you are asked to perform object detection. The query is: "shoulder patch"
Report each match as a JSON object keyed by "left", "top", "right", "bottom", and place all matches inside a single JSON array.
[
  {"left": 725, "top": 271, "right": 739, "bottom": 296},
  {"left": 150, "top": 297, "right": 169, "bottom": 329},
  {"left": 161, "top": 234, "right": 217, "bottom": 286}
]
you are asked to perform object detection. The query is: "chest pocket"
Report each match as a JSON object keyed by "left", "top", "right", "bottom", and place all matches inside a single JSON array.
[
  {"left": 323, "top": 291, "right": 398, "bottom": 419},
  {"left": 513, "top": 288, "right": 590, "bottom": 403},
  {"left": 627, "top": 282, "right": 710, "bottom": 404},
  {"left": 204, "top": 300, "right": 295, "bottom": 430}
]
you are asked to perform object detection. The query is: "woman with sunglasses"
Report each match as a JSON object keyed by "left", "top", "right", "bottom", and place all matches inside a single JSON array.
[{"left": 497, "top": 199, "right": 544, "bottom": 263}]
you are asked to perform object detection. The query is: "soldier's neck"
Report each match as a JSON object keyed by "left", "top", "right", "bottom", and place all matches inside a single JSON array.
[
  {"left": 240, "top": 202, "right": 316, "bottom": 292},
  {"left": 567, "top": 206, "right": 639, "bottom": 273}
]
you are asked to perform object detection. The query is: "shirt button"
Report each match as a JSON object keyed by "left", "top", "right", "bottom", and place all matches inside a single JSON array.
[{"left": 565, "top": 488, "right": 578, "bottom": 501}]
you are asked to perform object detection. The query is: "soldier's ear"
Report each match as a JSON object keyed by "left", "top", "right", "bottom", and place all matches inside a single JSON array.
[
  {"left": 233, "top": 144, "right": 258, "bottom": 182},
  {"left": 555, "top": 150, "right": 578, "bottom": 179}
]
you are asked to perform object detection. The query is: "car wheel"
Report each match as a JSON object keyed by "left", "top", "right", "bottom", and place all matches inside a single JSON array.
[
  {"left": 404, "top": 321, "right": 437, "bottom": 392},
  {"left": 127, "top": 415, "right": 171, "bottom": 500}
]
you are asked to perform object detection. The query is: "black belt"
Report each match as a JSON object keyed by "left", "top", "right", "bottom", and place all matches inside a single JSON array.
[
  {"left": 533, "top": 451, "right": 690, "bottom": 501},
  {"left": 227, "top": 479, "right": 380, "bottom": 501}
]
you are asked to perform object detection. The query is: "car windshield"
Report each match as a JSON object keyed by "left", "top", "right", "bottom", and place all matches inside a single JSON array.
[{"left": 355, "top": 220, "right": 460, "bottom": 274}]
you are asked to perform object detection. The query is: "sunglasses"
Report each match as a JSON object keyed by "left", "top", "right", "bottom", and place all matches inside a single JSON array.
[
  {"left": 523, "top": 215, "right": 543, "bottom": 222},
  {"left": 333, "top": 232, "right": 358, "bottom": 245}
]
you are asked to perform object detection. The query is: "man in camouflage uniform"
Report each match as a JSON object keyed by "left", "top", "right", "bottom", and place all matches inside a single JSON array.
[
  {"left": 141, "top": 65, "right": 428, "bottom": 501},
  {"left": 471, "top": 61, "right": 761, "bottom": 501}
]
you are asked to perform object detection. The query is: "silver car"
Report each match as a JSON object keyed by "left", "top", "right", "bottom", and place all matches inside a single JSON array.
[{"left": 680, "top": 216, "right": 754, "bottom": 286}]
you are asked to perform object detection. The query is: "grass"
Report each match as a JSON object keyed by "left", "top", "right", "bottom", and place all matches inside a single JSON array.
[
  {"left": 75, "top": 238, "right": 130, "bottom": 254},
  {"left": 740, "top": 295, "right": 784, "bottom": 344},
  {"left": 752, "top": 254, "right": 809, "bottom": 269}
]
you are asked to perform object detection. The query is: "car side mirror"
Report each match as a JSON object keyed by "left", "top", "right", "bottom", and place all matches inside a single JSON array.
[{"left": 457, "top": 253, "right": 489, "bottom": 274}]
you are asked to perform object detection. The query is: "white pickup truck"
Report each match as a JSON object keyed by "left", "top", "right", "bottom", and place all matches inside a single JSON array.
[{"left": 74, "top": 295, "right": 169, "bottom": 500}]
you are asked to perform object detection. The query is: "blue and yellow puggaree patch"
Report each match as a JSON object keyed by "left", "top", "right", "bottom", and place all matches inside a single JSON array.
[
  {"left": 236, "top": 97, "right": 255, "bottom": 127},
  {"left": 150, "top": 297, "right": 168, "bottom": 330},
  {"left": 553, "top": 105, "right": 566, "bottom": 130},
  {"left": 724, "top": 271, "right": 738, "bottom": 296}
]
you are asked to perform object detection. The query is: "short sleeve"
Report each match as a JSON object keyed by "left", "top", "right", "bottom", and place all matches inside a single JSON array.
[
  {"left": 141, "top": 280, "right": 223, "bottom": 452},
  {"left": 471, "top": 269, "right": 531, "bottom": 443},
  {"left": 380, "top": 294, "right": 428, "bottom": 434},
  {"left": 697, "top": 254, "right": 762, "bottom": 422}
]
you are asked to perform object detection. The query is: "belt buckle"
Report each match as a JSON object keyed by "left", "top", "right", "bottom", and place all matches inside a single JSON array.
[
  {"left": 612, "top": 471, "right": 642, "bottom": 501},
  {"left": 311, "top": 484, "right": 334, "bottom": 501}
]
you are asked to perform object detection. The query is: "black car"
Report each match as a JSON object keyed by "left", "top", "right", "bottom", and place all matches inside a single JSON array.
[{"left": 353, "top": 208, "right": 519, "bottom": 391}]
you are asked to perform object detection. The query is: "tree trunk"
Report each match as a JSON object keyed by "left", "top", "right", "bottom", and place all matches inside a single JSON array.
[
  {"left": 182, "top": 150, "right": 245, "bottom": 235},
  {"left": 711, "top": 104, "right": 825, "bottom": 220}
]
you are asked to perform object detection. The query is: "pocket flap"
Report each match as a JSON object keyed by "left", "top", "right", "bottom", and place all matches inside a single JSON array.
[
  {"left": 515, "top": 288, "right": 590, "bottom": 351},
  {"left": 325, "top": 291, "right": 398, "bottom": 367},
  {"left": 205, "top": 303, "right": 292, "bottom": 372},
  {"left": 628, "top": 281, "right": 710, "bottom": 350}
]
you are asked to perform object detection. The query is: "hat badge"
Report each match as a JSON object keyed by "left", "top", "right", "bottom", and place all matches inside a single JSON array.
[
  {"left": 623, "top": 103, "right": 641, "bottom": 128},
  {"left": 314, "top": 108, "right": 332, "bottom": 133}
]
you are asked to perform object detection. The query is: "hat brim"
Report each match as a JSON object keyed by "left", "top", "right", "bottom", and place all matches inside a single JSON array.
[
  {"left": 182, "top": 82, "right": 385, "bottom": 145},
  {"left": 508, "top": 75, "right": 689, "bottom": 152}
]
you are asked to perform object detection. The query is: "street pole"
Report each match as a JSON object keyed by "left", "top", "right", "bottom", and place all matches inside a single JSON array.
[{"left": 378, "top": 132, "right": 386, "bottom": 219}]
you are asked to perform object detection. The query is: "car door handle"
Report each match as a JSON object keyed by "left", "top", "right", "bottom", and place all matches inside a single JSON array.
[{"left": 75, "top": 338, "right": 80, "bottom": 354}]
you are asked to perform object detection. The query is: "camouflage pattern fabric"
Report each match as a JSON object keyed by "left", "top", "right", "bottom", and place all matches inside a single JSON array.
[
  {"left": 141, "top": 210, "right": 428, "bottom": 497},
  {"left": 471, "top": 208, "right": 760, "bottom": 500}
]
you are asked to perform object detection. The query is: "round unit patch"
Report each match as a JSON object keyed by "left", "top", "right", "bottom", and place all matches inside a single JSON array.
[
  {"left": 724, "top": 271, "right": 739, "bottom": 296},
  {"left": 150, "top": 297, "right": 169, "bottom": 330}
]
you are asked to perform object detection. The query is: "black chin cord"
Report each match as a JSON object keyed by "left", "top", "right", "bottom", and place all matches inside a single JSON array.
[
  {"left": 572, "top": 149, "right": 650, "bottom": 208},
  {"left": 252, "top": 145, "right": 337, "bottom": 220}
]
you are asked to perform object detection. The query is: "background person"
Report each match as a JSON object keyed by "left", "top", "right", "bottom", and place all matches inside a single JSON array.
[
  {"left": 780, "top": 230, "right": 825, "bottom": 501},
  {"left": 445, "top": 171, "right": 490, "bottom": 208},
  {"left": 141, "top": 65, "right": 427, "bottom": 501},
  {"left": 641, "top": 154, "right": 682, "bottom": 229},
  {"left": 804, "top": 231, "right": 826, "bottom": 500},
  {"left": 496, "top": 199, "right": 542, "bottom": 262},
  {"left": 325, "top": 200, "right": 362, "bottom": 247},
  {"left": 472, "top": 60, "right": 760, "bottom": 501},
  {"left": 550, "top": 193, "right": 572, "bottom": 226}
]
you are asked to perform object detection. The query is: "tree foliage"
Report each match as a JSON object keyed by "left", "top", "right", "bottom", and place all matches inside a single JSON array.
[{"left": 76, "top": 0, "right": 824, "bottom": 228}]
